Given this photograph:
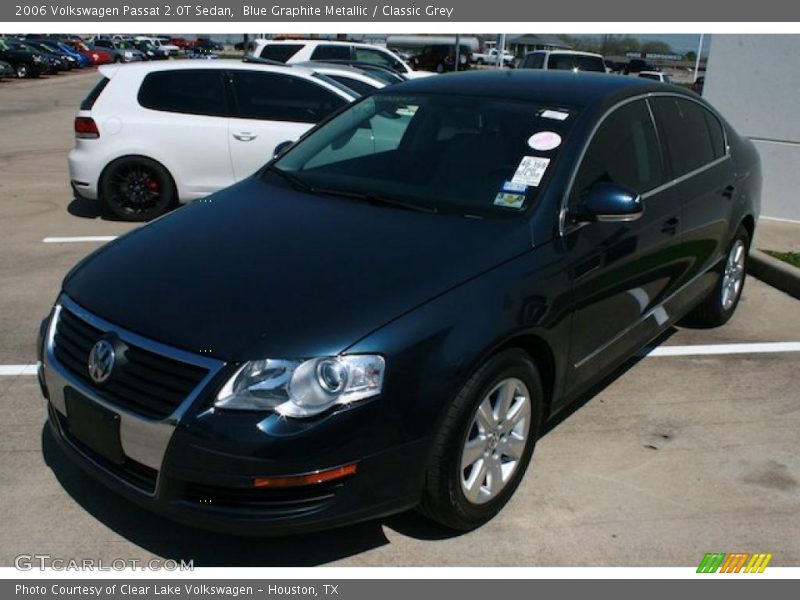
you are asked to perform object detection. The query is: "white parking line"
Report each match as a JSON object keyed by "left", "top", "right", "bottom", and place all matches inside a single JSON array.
[
  {"left": 1, "top": 342, "right": 799, "bottom": 377},
  {"left": 643, "top": 341, "right": 800, "bottom": 357},
  {"left": 0, "top": 364, "right": 38, "bottom": 376},
  {"left": 43, "top": 236, "right": 118, "bottom": 243}
]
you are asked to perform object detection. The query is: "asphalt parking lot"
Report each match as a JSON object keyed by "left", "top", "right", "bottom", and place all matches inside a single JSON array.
[{"left": 1, "top": 70, "right": 798, "bottom": 567}]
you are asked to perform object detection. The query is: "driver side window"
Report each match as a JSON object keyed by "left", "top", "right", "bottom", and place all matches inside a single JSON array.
[{"left": 570, "top": 99, "right": 665, "bottom": 205}]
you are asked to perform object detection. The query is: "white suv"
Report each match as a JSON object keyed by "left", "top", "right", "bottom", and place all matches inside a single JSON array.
[
  {"left": 519, "top": 50, "right": 607, "bottom": 73},
  {"left": 250, "top": 39, "right": 430, "bottom": 79},
  {"left": 68, "top": 60, "right": 357, "bottom": 220}
]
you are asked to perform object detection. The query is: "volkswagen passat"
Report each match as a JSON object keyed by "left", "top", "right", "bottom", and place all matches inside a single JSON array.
[{"left": 39, "top": 71, "right": 760, "bottom": 534}]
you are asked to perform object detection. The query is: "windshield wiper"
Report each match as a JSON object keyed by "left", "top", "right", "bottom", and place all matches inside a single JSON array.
[
  {"left": 314, "top": 187, "right": 438, "bottom": 214},
  {"left": 265, "top": 165, "right": 316, "bottom": 194}
]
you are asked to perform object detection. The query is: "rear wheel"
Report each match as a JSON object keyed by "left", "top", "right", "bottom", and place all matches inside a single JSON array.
[
  {"left": 100, "top": 157, "right": 176, "bottom": 221},
  {"left": 418, "top": 349, "right": 544, "bottom": 530},
  {"left": 685, "top": 225, "right": 750, "bottom": 327}
]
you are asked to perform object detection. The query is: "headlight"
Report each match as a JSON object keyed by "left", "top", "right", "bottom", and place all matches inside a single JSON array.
[
  {"left": 124, "top": 51, "right": 132, "bottom": 58},
  {"left": 215, "top": 355, "right": 385, "bottom": 418}
]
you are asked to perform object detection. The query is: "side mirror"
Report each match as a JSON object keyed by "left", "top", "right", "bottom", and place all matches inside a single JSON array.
[
  {"left": 273, "top": 140, "right": 294, "bottom": 158},
  {"left": 569, "top": 182, "right": 643, "bottom": 224}
]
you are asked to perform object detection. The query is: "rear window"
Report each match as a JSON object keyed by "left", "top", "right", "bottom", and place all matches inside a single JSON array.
[
  {"left": 520, "top": 53, "right": 545, "bottom": 69},
  {"left": 548, "top": 54, "right": 606, "bottom": 72},
  {"left": 138, "top": 70, "right": 228, "bottom": 117},
  {"left": 259, "top": 43, "right": 304, "bottom": 63},
  {"left": 310, "top": 45, "right": 352, "bottom": 60},
  {"left": 651, "top": 97, "right": 726, "bottom": 177},
  {"left": 80, "top": 76, "right": 109, "bottom": 110}
]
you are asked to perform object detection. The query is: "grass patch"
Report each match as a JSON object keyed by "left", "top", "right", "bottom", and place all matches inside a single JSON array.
[{"left": 765, "top": 250, "right": 800, "bottom": 269}]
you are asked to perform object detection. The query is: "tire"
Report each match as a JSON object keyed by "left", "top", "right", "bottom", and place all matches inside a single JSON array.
[
  {"left": 100, "top": 157, "right": 176, "bottom": 222},
  {"left": 436, "top": 63, "right": 445, "bottom": 74},
  {"left": 685, "top": 225, "right": 750, "bottom": 327},
  {"left": 15, "top": 63, "right": 30, "bottom": 78},
  {"left": 477, "top": 58, "right": 484, "bottom": 65},
  {"left": 418, "top": 348, "right": 545, "bottom": 530},
  {"left": 114, "top": 55, "right": 122, "bottom": 63}
]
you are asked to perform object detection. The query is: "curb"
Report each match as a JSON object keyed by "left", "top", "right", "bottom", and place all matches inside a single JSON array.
[{"left": 748, "top": 249, "right": 800, "bottom": 299}]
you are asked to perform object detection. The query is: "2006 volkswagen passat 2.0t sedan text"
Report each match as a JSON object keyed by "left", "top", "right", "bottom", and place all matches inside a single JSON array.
[{"left": 38, "top": 71, "right": 761, "bottom": 534}]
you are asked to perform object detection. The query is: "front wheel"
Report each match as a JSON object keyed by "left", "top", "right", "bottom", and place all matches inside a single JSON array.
[
  {"left": 685, "top": 225, "right": 750, "bottom": 327},
  {"left": 418, "top": 348, "right": 544, "bottom": 530},
  {"left": 15, "top": 63, "right": 30, "bottom": 78},
  {"left": 100, "top": 157, "right": 176, "bottom": 221}
]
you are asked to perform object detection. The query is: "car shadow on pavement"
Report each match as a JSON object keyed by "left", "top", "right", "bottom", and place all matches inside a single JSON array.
[
  {"left": 41, "top": 425, "right": 459, "bottom": 566},
  {"left": 67, "top": 195, "right": 116, "bottom": 220},
  {"left": 542, "top": 327, "right": 677, "bottom": 435}
]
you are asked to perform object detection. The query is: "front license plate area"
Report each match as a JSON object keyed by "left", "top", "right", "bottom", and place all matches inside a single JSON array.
[{"left": 65, "top": 387, "right": 125, "bottom": 465}]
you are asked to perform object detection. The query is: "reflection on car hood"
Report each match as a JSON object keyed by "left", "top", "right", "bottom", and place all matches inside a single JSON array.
[{"left": 63, "top": 177, "right": 532, "bottom": 361}]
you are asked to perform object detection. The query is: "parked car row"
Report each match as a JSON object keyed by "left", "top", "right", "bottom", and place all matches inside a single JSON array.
[{"left": 0, "top": 35, "right": 116, "bottom": 78}]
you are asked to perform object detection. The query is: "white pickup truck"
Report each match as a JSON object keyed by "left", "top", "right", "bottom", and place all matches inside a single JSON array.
[{"left": 472, "top": 48, "right": 514, "bottom": 66}]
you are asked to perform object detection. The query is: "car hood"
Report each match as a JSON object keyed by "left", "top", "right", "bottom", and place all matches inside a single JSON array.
[{"left": 63, "top": 177, "right": 533, "bottom": 362}]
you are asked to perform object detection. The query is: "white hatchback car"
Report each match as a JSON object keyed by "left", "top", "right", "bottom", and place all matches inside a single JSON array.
[{"left": 68, "top": 60, "right": 357, "bottom": 220}]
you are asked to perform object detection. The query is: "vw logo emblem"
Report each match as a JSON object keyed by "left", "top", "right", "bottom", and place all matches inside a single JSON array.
[{"left": 88, "top": 339, "right": 116, "bottom": 384}]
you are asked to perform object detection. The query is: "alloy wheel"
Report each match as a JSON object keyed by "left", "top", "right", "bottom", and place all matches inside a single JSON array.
[
  {"left": 110, "top": 164, "right": 162, "bottom": 215},
  {"left": 721, "top": 239, "right": 746, "bottom": 310},
  {"left": 460, "top": 377, "right": 531, "bottom": 505}
]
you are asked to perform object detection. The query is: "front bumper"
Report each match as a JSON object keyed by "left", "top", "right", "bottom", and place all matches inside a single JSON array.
[{"left": 40, "top": 297, "right": 426, "bottom": 535}]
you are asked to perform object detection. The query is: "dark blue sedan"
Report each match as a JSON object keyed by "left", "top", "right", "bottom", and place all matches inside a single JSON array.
[{"left": 39, "top": 71, "right": 760, "bottom": 534}]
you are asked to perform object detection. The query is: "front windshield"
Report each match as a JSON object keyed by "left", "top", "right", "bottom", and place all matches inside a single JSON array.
[{"left": 270, "top": 93, "right": 576, "bottom": 216}]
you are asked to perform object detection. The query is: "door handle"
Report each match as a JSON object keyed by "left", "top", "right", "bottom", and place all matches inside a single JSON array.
[
  {"left": 722, "top": 185, "right": 735, "bottom": 199},
  {"left": 233, "top": 132, "right": 257, "bottom": 141},
  {"left": 660, "top": 217, "right": 679, "bottom": 236}
]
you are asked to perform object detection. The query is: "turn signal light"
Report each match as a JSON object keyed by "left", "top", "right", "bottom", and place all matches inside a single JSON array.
[
  {"left": 74, "top": 117, "right": 99, "bottom": 139},
  {"left": 253, "top": 463, "right": 357, "bottom": 488}
]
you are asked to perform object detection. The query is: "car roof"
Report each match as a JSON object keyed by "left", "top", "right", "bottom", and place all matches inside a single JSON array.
[
  {"left": 382, "top": 70, "right": 688, "bottom": 109},
  {"left": 98, "top": 59, "right": 318, "bottom": 79},
  {"left": 253, "top": 39, "right": 381, "bottom": 49}
]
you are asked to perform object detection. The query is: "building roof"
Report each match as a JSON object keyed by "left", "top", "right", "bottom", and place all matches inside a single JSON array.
[{"left": 507, "top": 34, "right": 571, "bottom": 49}]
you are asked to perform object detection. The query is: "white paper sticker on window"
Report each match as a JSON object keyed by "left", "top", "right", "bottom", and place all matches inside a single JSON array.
[
  {"left": 511, "top": 156, "right": 551, "bottom": 187},
  {"left": 540, "top": 109, "right": 570, "bottom": 121},
  {"left": 528, "top": 131, "right": 562, "bottom": 151}
]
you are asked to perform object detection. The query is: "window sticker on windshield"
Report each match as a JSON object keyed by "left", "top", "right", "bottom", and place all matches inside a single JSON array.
[
  {"left": 494, "top": 191, "right": 526, "bottom": 210},
  {"left": 511, "top": 156, "right": 550, "bottom": 187},
  {"left": 540, "top": 109, "right": 570, "bottom": 121},
  {"left": 501, "top": 180, "right": 528, "bottom": 194},
  {"left": 528, "top": 131, "right": 562, "bottom": 151}
]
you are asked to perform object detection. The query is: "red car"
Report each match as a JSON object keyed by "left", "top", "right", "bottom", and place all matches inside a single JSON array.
[
  {"left": 68, "top": 41, "right": 112, "bottom": 66},
  {"left": 168, "top": 37, "right": 190, "bottom": 49}
]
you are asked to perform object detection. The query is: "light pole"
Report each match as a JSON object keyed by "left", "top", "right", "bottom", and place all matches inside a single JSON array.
[{"left": 693, "top": 33, "right": 705, "bottom": 83}]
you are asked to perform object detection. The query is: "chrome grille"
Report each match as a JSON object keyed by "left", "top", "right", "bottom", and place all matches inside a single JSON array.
[{"left": 52, "top": 304, "right": 209, "bottom": 420}]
